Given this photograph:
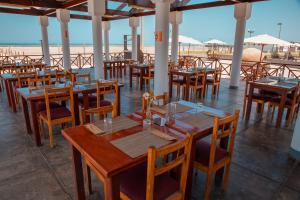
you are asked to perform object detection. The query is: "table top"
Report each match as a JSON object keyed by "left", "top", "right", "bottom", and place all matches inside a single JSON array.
[
  {"left": 0, "top": 70, "right": 73, "bottom": 80},
  {"left": 62, "top": 100, "right": 227, "bottom": 177},
  {"left": 251, "top": 76, "right": 300, "bottom": 91},
  {"left": 16, "top": 81, "right": 124, "bottom": 101},
  {"left": 104, "top": 59, "right": 132, "bottom": 63},
  {"left": 170, "top": 67, "right": 215, "bottom": 75}
]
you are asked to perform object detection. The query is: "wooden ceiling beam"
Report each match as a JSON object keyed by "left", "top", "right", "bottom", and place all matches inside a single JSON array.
[{"left": 0, "top": 0, "right": 61, "bottom": 9}]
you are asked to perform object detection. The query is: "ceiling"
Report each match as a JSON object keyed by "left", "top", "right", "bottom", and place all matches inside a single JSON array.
[{"left": 0, "top": 0, "right": 267, "bottom": 21}]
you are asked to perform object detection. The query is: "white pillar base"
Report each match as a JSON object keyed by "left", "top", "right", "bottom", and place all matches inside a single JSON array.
[{"left": 290, "top": 112, "right": 300, "bottom": 160}]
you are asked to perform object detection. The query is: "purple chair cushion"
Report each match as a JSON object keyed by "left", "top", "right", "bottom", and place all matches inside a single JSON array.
[
  {"left": 39, "top": 107, "right": 72, "bottom": 120},
  {"left": 269, "top": 96, "right": 293, "bottom": 105},
  {"left": 78, "top": 96, "right": 112, "bottom": 108},
  {"left": 120, "top": 164, "right": 179, "bottom": 200},
  {"left": 195, "top": 140, "right": 228, "bottom": 166},
  {"left": 35, "top": 102, "right": 61, "bottom": 112}
]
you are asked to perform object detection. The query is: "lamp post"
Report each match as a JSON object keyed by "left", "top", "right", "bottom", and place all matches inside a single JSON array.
[
  {"left": 248, "top": 29, "right": 254, "bottom": 37},
  {"left": 277, "top": 22, "right": 282, "bottom": 39}
]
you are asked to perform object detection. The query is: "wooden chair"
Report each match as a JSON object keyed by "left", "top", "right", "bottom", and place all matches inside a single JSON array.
[
  {"left": 143, "top": 65, "right": 154, "bottom": 88},
  {"left": 185, "top": 71, "right": 206, "bottom": 100},
  {"left": 242, "top": 81, "right": 268, "bottom": 118},
  {"left": 193, "top": 110, "right": 240, "bottom": 200},
  {"left": 55, "top": 70, "right": 74, "bottom": 84},
  {"left": 141, "top": 92, "right": 169, "bottom": 113},
  {"left": 15, "top": 71, "right": 37, "bottom": 104},
  {"left": 267, "top": 82, "right": 300, "bottom": 127},
  {"left": 80, "top": 80, "right": 118, "bottom": 123},
  {"left": 206, "top": 69, "right": 221, "bottom": 97},
  {"left": 73, "top": 73, "right": 91, "bottom": 85},
  {"left": 120, "top": 133, "right": 192, "bottom": 200},
  {"left": 27, "top": 75, "right": 51, "bottom": 88},
  {"left": 38, "top": 86, "right": 75, "bottom": 148}
]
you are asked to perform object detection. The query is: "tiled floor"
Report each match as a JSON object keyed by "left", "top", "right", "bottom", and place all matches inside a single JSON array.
[{"left": 0, "top": 72, "right": 299, "bottom": 200}]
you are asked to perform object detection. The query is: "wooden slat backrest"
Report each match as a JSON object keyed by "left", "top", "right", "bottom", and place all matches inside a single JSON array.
[
  {"left": 209, "top": 110, "right": 240, "bottom": 167},
  {"left": 16, "top": 71, "right": 37, "bottom": 88},
  {"left": 146, "top": 134, "right": 192, "bottom": 200},
  {"left": 193, "top": 70, "right": 206, "bottom": 88},
  {"left": 44, "top": 86, "right": 75, "bottom": 123},
  {"left": 27, "top": 75, "right": 51, "bottom": 87},
  {"left": 96, "top": 80, "right": 119, "bottom": 116},
  {"left": 141, "top": 92, "right": 169, "bottom": 113},
  {"left": 75, "top": 73, "right": 91, "bottom": 84}
]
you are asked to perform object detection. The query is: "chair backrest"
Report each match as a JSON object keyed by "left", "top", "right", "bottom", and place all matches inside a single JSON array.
[
  {"left": 208, "top": 110, "right": 240, "bottom": 167},
  {"left": 27, "top": 75, "right": 51, "bottom": 88},
  {"left": 193, "top": 71, "right": 206, "bottom": 88},
  {"left": 74, "top": 73, "right": 91, "bottom": 84},
  {"left": 290, "top": 82, "right": 300, "bottom": 105},
  {"left": 16, "top": 71, "right": 37, "bottom": 88},
  {"left": 146, "top": 134, "right": 192, "bottom": 200},
  {"left": 96, "top": 80, "right": 119, "bottom": 116},
  {"left": 55, "top": 70, "right": 74, "bottom": 84},
  {"left": 44, "top": 86, "right": 75, "bottom": 123},
  {"left": 142, "top": 92, "right": 169, "bottom": 113},
  {"left": 212, "top": 69, "right": 222, "bottom": 83}
]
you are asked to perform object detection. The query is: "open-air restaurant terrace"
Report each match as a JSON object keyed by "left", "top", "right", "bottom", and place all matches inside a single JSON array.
[{"left": 0, "top": 0, "right": 300, "bottom": 200}]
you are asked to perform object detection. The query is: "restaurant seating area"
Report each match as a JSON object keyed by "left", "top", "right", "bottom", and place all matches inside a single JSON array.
[{"left": 0, "top": 62, "right": 299, "bottom": 199}]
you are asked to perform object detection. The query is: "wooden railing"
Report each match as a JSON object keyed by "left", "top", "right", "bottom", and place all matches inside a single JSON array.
[{"left": 1, "top": 52, "right": 300, "bottom": 80}]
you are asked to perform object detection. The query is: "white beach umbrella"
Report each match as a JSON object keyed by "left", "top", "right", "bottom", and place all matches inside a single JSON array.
[
  {"left": 204, "top": 39, "right": 227, "bottom": 45},
  {"left": 169, "top": 35, "right": 203, "bottom": 55},
  {"left": 244, "top": 34, "right": 292, "bottom": 61},
  {"left": 244, "top": 34, "right": 291, "bottom": 46},
  {"left": 168, "top": 35, "right": 203, "bottom": 45}
]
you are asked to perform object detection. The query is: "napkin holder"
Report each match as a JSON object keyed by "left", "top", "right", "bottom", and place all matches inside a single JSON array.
[{"left": 152, "top": 114, "right": 166, "bottom": 126}]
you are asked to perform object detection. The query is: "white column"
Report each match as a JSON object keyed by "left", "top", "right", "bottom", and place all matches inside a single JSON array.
[
  {"left": 291, "top": 112, "right": 300, "bottom": 159},
  {"left": 229, "top": 3, "right": 252, "bottom": 88},
  {"left": 140, "top": 17, "right": 144, "bottom": 51},
  {"left": 88, "top": 0, "right": 105, "bottom": 79},
  {"left": 152, "top": 0, "right": 174, "bottom": 95},
  {"left": 129, "top": 17, "right": 140, "bottom": 61},
  {"left": 56, "top": 9, "right": 71, "bottom": 70},
  {"left": 169, "top": 11, "right": 182, "bottom": 64},
  {"left": 103, "top": 21, "right": 111, "bottom": 61},
  {"left": 39, "top": 16, "right": 51, "bottom": 66}
]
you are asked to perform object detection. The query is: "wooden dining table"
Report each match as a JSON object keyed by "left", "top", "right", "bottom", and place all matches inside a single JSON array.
[
  {"left": 104, "top": 59, "right": 132, "bottom": 79},
  {"left": 16, "top": 81, "right": 124, "bottom": 146},
  {"left": 62, "top": 100, "right": 229, "bottom": 200},
  {"left": 245, "top": 76, "right": 300, "bottom": 128},
  {"left": 129, "top": 63, "right": 152, "bottom": 90},
  {"left": 169, "top": 67, "right": 215, "bottom": 101},
  {"left": 1, "top": 70, "right": 71, "bottom": 112}
]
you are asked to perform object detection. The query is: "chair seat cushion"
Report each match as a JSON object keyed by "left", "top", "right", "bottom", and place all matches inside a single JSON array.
[
  {"left": 195, "top": 140, "right": 228, "bottom": 166},
  {"left": 39, "top": 107, "right": 71, "bottom": 120},
  {"left": 35, "top": 102, "right": 61, "bottom": 112},
  {"left": 120, "top": 164, "right": 179, "bottom": 200}
]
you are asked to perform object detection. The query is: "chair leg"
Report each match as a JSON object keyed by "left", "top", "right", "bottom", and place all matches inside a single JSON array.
[
  {"left": 242, "top": 99, "right": 247, "bottom": 118},
  {"left": 48, "top": 125, "right": 54, "bottom": 148},
  {"left": 222, "top": 162, "right": 231, "bottom": 192},
  {"left": 83, "top": 160, "right": 93, "bottom": 195},
  {"left": 204, "top": 172, "right": 213, "bottom": 200}
]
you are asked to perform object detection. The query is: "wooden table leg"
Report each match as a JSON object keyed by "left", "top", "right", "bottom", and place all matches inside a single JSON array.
[
  {"left": 30, "top": 100, "right": 42, "bottom": 146},
  {"left": 104, "top": 176, "right": 120, "bottom": 200},
  {"left": 72, "top": 145, "right": 86, "bottom": 200},
  {"left": 4, "top": 79, "right": 12, "bottom": 107},
  {"left": 185, "top": 75, "right": 191, "bottom": 101},
  {"left": 276, "top": 91, "right": 287, "bottom": 128},
  {"left": 104, "top": 66, "right": 107, "bottom": 80},
  {"left": 140, "top": 68, "right": 145, "bottom": 90},
  {"left": 129, "top": 67, "right": 133, "bottom": 88},
  {"left": 245, "top": 84, "right": 254, "bottom": 121},
  {"left": 9, "top": 80, "right": 17, "bottom": 112},
  {"left": 21, "top": 96, "right": 32, "bottom": 134},
  {"left": 169, "top": 72, "right": 173, "bottom": 98},
  {"left": 74, "top": 93, "right": 80, "bottom": 125},
  {"left": 117, "top": 86, "right": 121, "bottom": 116},
  {"left": 185, "top": 138, "right": 196, "bottom": 200}
]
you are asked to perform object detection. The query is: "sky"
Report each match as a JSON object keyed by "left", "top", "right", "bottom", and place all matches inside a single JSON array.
[{"left": 0, "top": 0, "right": 299, "bottom": 45}]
